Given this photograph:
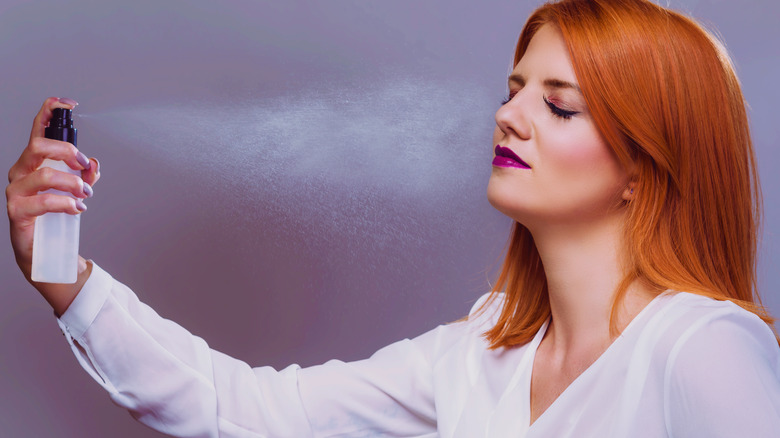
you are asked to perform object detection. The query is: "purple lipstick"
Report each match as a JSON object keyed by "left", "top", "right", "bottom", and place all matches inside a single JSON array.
[{"left": 493, "top": 145, "right": 531, "bottom": 169}]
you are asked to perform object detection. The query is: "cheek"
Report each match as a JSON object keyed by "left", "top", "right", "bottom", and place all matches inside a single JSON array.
[
  {"left": 544, "top": 127, "right": 625, "bottom": 192},
  {"left": 558, "top": 142, "right": 610, "bottom": 171}
]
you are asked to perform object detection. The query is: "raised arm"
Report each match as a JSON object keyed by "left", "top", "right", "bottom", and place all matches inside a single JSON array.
[
  {"left": 9, "top": 98, "right": 454, "bottom": 438},
  {"left": 56, "top": 262, "right": 447, "bottom": 437}
]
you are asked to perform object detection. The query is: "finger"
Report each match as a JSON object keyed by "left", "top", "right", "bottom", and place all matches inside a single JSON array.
[
  {"left": 8, "top": 167, "right": 91, "bottom": 199},
  {"left": 9, "top": 138, "right": 90, "bottom": 183},
  {"left": 82, "top": 158, "right": 100, "bottom": 187},
  {"left": 8, "top": 193, "right": 86, "bottom": 222},
  {"left": 30, "top": 97, "right": 79, "bottom": 141}
]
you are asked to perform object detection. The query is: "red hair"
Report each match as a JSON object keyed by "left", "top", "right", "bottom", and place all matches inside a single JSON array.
[{"left": 484, "top": 0, "right": 775, "bottom": 348}]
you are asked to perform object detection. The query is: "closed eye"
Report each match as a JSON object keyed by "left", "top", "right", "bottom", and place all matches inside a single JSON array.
[
  {"left": 500, "top": 91, "right": 518, "bottom": 106},
  {"left": 544, "top": 96, "right": 578, "bottom": 120}
]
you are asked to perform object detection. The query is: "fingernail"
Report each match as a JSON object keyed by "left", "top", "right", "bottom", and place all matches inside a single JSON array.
[
  {"left": 59, "top": 97, "right": 79, "bottom": 106},
  {"left": 76, "top": 151, "right": 90, "bottom": 169},
  {"left": 83, "top": 182, "right": 93, "bottom": 198},
  {"left": 75, "top": 199, "right": 87, "bottom": 212}
]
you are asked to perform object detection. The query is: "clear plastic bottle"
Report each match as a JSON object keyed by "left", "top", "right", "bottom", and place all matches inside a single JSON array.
[{"left": 31, "top": 108, "right": 81, "bottom": 283}]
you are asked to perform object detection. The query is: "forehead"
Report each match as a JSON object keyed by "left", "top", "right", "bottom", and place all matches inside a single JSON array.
[{"left": 511, "top": 24, "right": 578, "bottom": 85}]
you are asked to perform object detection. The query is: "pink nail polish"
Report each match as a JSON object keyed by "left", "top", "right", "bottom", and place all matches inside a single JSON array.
[
  {"left": 58, "top": 97, "right": 79, "bottom": 106},
  {"left": 83, "top": 182, "right": 93, "bottom": 197},
  {"left": 76, "top": 151, "right": 90, "bottom": 169}
]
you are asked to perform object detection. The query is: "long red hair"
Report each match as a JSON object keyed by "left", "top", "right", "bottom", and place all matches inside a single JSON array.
[{"left": 484, "top": 0, "right": 775, "bottom": 348}]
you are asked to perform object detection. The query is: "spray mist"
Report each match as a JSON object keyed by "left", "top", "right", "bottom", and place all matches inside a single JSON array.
[{"left": 31, "top": 108, "right": 81, "bottom": 283}]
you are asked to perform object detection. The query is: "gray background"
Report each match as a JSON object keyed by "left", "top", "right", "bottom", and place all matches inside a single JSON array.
[{"left": 1, "top": 0, "right": 777, "bottom": 436}]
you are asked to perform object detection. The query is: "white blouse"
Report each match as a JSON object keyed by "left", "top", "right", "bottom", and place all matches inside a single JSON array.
[{"left": 57, "top": 262, "right": 780, "bottom": 437}]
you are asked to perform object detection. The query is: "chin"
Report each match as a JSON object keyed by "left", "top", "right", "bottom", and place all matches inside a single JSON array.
[{"left": 486, "top": 177, "right": 529, "bottom": 223}]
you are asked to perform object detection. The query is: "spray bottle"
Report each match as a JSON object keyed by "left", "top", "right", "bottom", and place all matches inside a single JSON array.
[{"left": 31, "top": 108, "right": 81, "bottom": 283}]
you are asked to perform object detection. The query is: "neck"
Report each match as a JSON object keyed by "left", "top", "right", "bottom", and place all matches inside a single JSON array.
[{"left": 527, "top": 212, "right": 654, "bottom": 353}]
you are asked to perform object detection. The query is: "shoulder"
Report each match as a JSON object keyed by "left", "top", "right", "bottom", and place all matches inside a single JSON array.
[
  {"left": 651, "top": 291, "right": 779, "bottom": 381},
  {"left": 655, "top": 292, "right": 780, "bottom": 437},
  {"left": 431, "top": 292, "right": 506, "bottom": 346},
  {"left": 627, "top": 292, "right": 778, "bottom": 366},
  {"left": 410, "top": 292, "right": 503, "bottom": 347},
  {"left": 467, "top": 292, "right": 505, "bottom": 329},
  {"left": 659, "top": 292, "right": 778, "bottom": 362},
  {"left": 406, "top": 293, "right": 506, "bottom": 372}
]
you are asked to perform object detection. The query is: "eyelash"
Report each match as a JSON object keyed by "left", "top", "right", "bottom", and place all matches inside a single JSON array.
[
  {"left": 500, "top": 92, "right": 516, "bottom": 106},
  {"left": 544, "top": 96, "right": 578, "bottom": 120},
  {"left": 500, "top": 93, "right": 579, "bottom": 120}
]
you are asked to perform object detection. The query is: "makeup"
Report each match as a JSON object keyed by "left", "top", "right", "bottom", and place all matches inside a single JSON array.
[
  {"left": 31, "top": 108, "right": 81, "bottom": 283},
  {"left": 492, "top": 145, "right": 531, "bottom": 169}
]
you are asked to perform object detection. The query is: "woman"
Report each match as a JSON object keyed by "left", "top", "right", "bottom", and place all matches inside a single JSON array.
[{"left": 7, "top": 0, "right": 780, "bottom": 436}]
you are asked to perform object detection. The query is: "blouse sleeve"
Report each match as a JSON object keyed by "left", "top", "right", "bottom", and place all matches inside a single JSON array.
[
  {"left": 664, "top": 306, "right": 780, "bottom": 438},
  {"left": 57, "top": 262, "right": 461, "bottom": 438}
]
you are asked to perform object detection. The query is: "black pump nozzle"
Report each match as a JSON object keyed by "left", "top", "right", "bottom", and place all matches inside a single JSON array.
[{"left": 45, "top": 108, "right": 77, "bottom": 147}]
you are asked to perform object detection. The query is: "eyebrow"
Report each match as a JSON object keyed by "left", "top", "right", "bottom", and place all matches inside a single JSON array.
[{"left": 508, "top": 73, "right": 582, "bottom": 94}]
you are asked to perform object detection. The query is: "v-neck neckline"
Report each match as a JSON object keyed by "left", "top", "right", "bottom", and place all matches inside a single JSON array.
[{"left": 521, "top": 291, "right": 672, "bottom": 430}]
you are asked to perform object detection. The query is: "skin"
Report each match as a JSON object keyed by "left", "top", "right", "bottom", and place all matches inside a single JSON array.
[
  {"left": 487, "top": 24, "right": 655, "bottom": 424},
  {"left": 6, "top": 97, "right": 100, "bottom": 316}
]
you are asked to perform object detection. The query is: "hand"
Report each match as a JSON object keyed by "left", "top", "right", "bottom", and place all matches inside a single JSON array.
[{"left": 6, "top": 97, "right": 101, "bottom": 314}]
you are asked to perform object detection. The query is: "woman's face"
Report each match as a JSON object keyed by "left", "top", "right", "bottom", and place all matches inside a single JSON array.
[{"left": 487, "top": 24, "right": 628, "bottom": 228}]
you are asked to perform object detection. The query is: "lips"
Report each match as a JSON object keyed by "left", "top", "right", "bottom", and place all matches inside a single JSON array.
[{"left": 493, "top": 145, "right": 531, "bottom": 169}]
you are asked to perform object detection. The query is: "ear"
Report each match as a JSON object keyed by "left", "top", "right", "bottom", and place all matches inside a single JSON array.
[{"left": 622, "top": 181, "right": 637, "bottom": 201}]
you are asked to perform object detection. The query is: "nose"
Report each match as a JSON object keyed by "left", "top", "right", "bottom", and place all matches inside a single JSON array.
[{"left": 495, "top": 94, "right": 532, "bottom": 141}]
